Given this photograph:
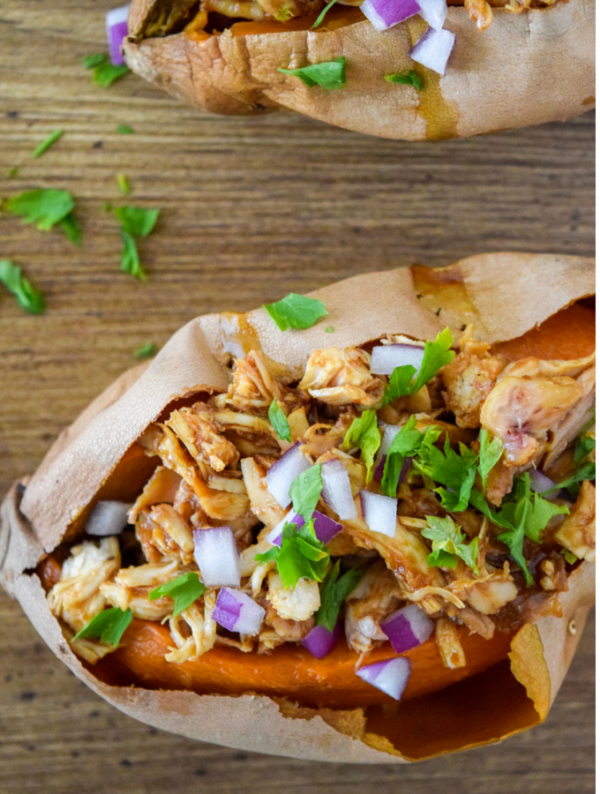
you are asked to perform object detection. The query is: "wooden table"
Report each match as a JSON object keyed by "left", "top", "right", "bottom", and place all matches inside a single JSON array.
[{"left": 0, "top": 1, "right": 594, "bottom": 791}]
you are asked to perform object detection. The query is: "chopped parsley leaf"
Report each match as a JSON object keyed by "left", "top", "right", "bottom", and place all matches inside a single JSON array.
[
  {"left": 342, "top": 409, "right": 381, "bottom": 483},
  {"left": 114, "top": 206, "right": 160, "bottom": 281},
  {"left": 385, "top": 70, "right": 423, "bottom": 90},
  {"left": 478, "top": 428, "right": 504, "bottom": 494},
  {"left": 263, "top": 293, "right": 328, "bottom": 331},
  {"left": 83, "top": 53, "right": 108, "bottom": 69},
  {"left": 381, "top": 416, "right": 441, "bottom": 497},
  {"left": 269, "top": 399, "right": 292, "bottom": 442},
  {"left": 134, "top": 342, "right": 157, "bottom": 359},
  {"left": 6, "top": 188, "right": 74, "bottom": 231},
  {"left": 117, "top": 173, "right": 131, "bottom": 195},
  {"left": 290, "top": 464, "right": 323, "bottom": 522},
  {"left": 311, "top": 0, "right": 338, "bottom": 29},
  {"left": 383, "top": 327, "right": 455, "bottom": 405},
  {"left": 0, "top": 260, "right": 45, "bottom": 314},
  {"left": 59, "top": 213, "right": 82, "bottom": 247},
  {"left": 32, "top": 129, "right": 63, "bottom": 158},
  {"left": 278, "top": 57, "right": 346, "bottom": 91},
  {"left": 116, "top": 124, "right": 134, "bottom": 135},
  {"left": 413, "top": 434, "right": 477, "bottom": 512},
  {"left": 325, "top": 326, "right": 334, "bottom": 333},
  {"left": 422, "top": 515, "right": 479, "bottom": 575},
  {"left": 149, "top": 572, "right": 206, "bottom": 616},
  {"left": 255, "top": 520, "right": 330, "bottom": 589},
  {"left": 315, "top": 560, "right": 364, "bottom": 632},
  {"left": 7, "top": 167, "right": 19, "bottom": 179},
  {"left": 73, "top": 607, "right": 132, "bottom": 646}
]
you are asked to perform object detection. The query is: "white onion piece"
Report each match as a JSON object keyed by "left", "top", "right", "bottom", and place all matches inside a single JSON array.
[
  {"left": 193, "top": 527, "right": 241, "bottom": 587},
  {"left": 356, "top": 657, "right": 411, "bottom": 700},
  {"left": 321, "top": 459, "right": 357, "bottom": 520},
  {"left": 360, "top": 491, "right": 397, "bottom": 537},
  {"left": 106, "top": 4, "right": 130, "bottom": 66},
  {"left": 410, "top": 26, "right": 456, "bottom": 76},
  {"left": 213, "top": 587, "right": 265, "bottom": 636},
  {"left": 381, "top": 604, "right": 434, "bottom": 652},
  {"left": 265, "top": 443, "right": 311, "bottom": 508},
  {"left": 86, "top": 500, "right": 131, "bottom": 536},
  {"left": 416, "top": 0, "right": 447, "bottom": 29},
  {"left": 361, "top": 0, "right": 420, "bottom": 32},
  {"left": 529, "top": 469, "right": 556, "bottom": 495},
  {"left": 371, "top": 344, "right": 425, "bottom": 376}
]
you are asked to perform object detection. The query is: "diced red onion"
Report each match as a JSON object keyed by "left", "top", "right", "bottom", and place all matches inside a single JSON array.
[
  {"left": 356, "top": 657, "right": 411, "bottom": 700},
  {"left": 86, "top": 500, "right": 131, "bottom": 536},
  {"left": 410, "top": 26, "right": 456, "bottom": 76},
  {"left": 360, "top": 491, "right": 398, "bottom": 537},
  {"left": 266, "top": 443, "right": 311, "bottom": 509},
  {"left": 371, "top": 344, "right": 425, "bottom": 376},
  {"left": 213, "top": 587, "right": 265, "bottom": 636},
  {"left": 417, "top": 0, "right": 447, "bottom": 29},
  {"left": 266, "top": 510, "right": 342, "bottom": 547},
  {"left": 106, "top": 4, "right": 130, "bottom": 66},
  {"left": 193, "top": 527, "right": 241, "bottom": 587},
  {"left": 301, "top": 621, "right": 341, "bottom": 659},
  {"left": 530, "top": 469, "right": 556, "bottom": 494},
  {"left": 361, "top": 0, "right": 420, "bottom": 32},
  {"left": 321, "top": 459, "right": 357, "bottom": 520},
  {"left": 381, "top": 604, "right": 434, "bottom": 653}
]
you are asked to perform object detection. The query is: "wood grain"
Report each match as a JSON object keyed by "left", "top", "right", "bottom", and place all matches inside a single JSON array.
[{"left": 0, "top": 0, "right": 594, "bottom": 790}]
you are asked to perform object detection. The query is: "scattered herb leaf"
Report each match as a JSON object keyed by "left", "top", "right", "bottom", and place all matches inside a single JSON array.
[
  {"left": 562, "top": 549, "right": 578, "bottom": 565},
  {"left": 422, "top": 515, "right": 479, "bottom": 575},
  {"left": 325, "top": 326, "right": 334, "bottom": 333},
  {"left": 114, "top": 206, "right": 159, "bottom": 238},
  {"left": 315, "top": 560, "right": 364, "bottom": 632},
  {"left": 134, "top": 342, "right": 157, "bottom": 359},
  {"left": 264, "top": 293, "right": 328, "bottom": 331},
  {"left": 381, "top": 416, "right": 441, "bottom": 497},
  {"left": 413, "top": 434, "right": 477, "bottom": 512},
  {"left": 290, "top": 464, "right": 323, "bottom": 522},
  {"left": 119, "top": 230, "right": 146, "bottom": 281},
  {"left": 0, "top": 260, "right": 45, "bottom": 314},
  {"left": 116, "top": 124, "right": 134, "bottom": 135},
  {"left": 6, "top": 188, "right": 74, "bottom": 231},
  {"left": 278, "top": 57, "right": 346, "bottom": 91},
  {"left": 383, "top": 328, "right": 455, "bottom": 405},
  {"left": 269, "top": 399, "right": 292, "bottom": 442},
  {"left": 83, "top": 53, "right": 108, "bottom": 69},
  {"left": 311, "top": 0, "right": 338, "bottom": 29},
  {"left": 73, "top": 607, "right": 132, "bottom": 646},
  {"left": 385, "top": 70, "right": 423, "bottom": 90},
  {"left": 32, "top": 129, "right": 63, "bottom": 158},
  {"left": 343, "top": 409, "right": 381, "bottom": 483},
  {"left": 149, "top": 572, "right": 206, "bottom": 616},
  {"left": 59, "top": 213, "right": 83, "bottom": 247},
  {"left": 478, "top": 428, "right": 504, "bottom": 494},
  {"left": 7, "top": 166, "right": 19, "bottom": 179},
  {"left": 117, "top": 173, "right": 131, "bottom": 195},
  {"left": 255, "top": 520, "right": 330, "bottom": 589}
]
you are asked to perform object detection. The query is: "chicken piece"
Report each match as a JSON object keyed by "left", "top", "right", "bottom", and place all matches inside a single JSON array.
[
  {"left": 240, "top": 538, "right": 273, "bottom": 579},
  {"left": 539, "top": 555, "right": 569, "bottom": 593},
  {"left": 266, "top": 572, "right": 320, "bottom": 622},
  {"left": 465, "top": 571, "right": 518, "bottom": 615},
  {"left": 435, "top": 617, "right": 466, "bottom": 669},
  {"left": 228, "top": 349, "right": 286, "bottom": 413},
  {"left": 146, "top": 504, "right": 195, "bottom": 565},
  {"left": 212, "top": 409, "right": 277, "bottom": 441},
  {"left": 484, "top": 460, "right": 515, "bottom": 506},
  {"left": 48, "top": 537, "right": 120, "bottom": 634},
  {"left": 344, "top": 561, "right": 402, "bottom": 654},
  {"left": 501, "top": 353, "right": 595, "bottom": 381},
  {"left": 287, "top": 406, "right": 310, "bottom": 442},
  {"left": 464, "top": 0, "right": 493, "bottom": 28},
  {"left": 100, "top": 559, "right": 191, "bottom": 621},
  {"left": 166, "top": 591, "right": 217, "bottom": 663},
  {"left": 129, "top": 466, "right": 182, "bottom": 523},
  {"left": 240, "top": 457, "right": 286, "bottom": 529},
  {"left": 441, "top": 341, "right": 505, "bottom": 429},
  {"left": 299, "top": 422, "right": 345, "bottom": 459},
  {"left": 138, "top": 424, "right": 200, "bottom": 487},
  {"left": 455, "top": 606, "right": 495, "bottom": 639},
  {"left": 481, "top": 375, "right": 584, "bottom": 466},
  {"left": 298, "top": 346, "right": 385, "bottom": 406},
  {"left": 544, "top": 367, "right": 595, "bottom": 467},
  {"left": 172, "top": 479, "right": 207, "bottom": 527},
  {"left": 554, "top": 480, "right": 595, "bottom": 562},
  {"left": 166, "top": 403, "right": 239, "bottom": 473}
]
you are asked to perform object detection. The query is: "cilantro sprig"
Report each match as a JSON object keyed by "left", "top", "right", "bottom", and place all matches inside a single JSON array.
[
  {"left": 255, "top": 520, "right": 330, "bottom": 590},
  {"left": 383, "top": 328, "right": 455, "bottom": 405},
  {"left": 381, "top": 416, "right": 441, "bottom": 497},
  {"left": 84, "top": 53, "right": 130, "bottom": 86},
  {"left": 6, "top": 188, "right": 81, "bottom": 246},
  {"left": 413, "top": 434, "right": 478, "bottom": 513},
  {"left": 540, "top": 424, "right": 595, "bottom": 497},
  {"left": 290, "top": 464, "right": 323, "bottom": 521},
  {"left": 264, "top": 293, "right": 328, "bottom": 331},
  {"left": 32, "top": 129, "right": 63, "bottom": 159},
  {"left": 73, "top": 607, "right": 132, "bottom": 646},
  {"left": 342, "top": 410, "right": 381, "bottom": 483},
  {"left": 114, "top": 206, "right": 160, "bottom": 281},
  {"left": 149, "top": 572, "right": 206, "bottom": 616},
  {"left": 478, "top": 428, "right": 504, "bottom": 494},
  {"left": 269, "top": 399, "right": 292, "bottom": 442},
  {"left": 315, "top": 560, "right": 364, "bottom": 632},
  {"left": 311, "top": 0, "right": 337, "bottom": 29},
  {"left": 278, "top": 57, "right": 346, "bottom": 91},
  {"left": 0, "top": 260, "right": 45, "bottom": 314},
  {"left": 385, "top": 70, "right": 423, "bottom": 90},
  {"left": 422, "top": 515, "right": 479, "bottom": 575}
]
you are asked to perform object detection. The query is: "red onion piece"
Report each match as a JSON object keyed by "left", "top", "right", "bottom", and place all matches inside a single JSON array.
[
  {"left": 266, "top": 510, "right": 342, "bottom": 547},
  {"left": 417, "top": 0, "right": 447, "bottom": 29},
  {"left": 213, "top": 587, "right": 265, "bottom": 636},
  {"left": 529, "top": 469, "right": 556, "bottom": 494},
  {"left": 410, "top": 26, "right": 456, "bottom": 76},
  {"left": 86, "top": 500, "right": 131, "bottom": 536},
  {"left": 371, "top": 343, "right": 425, "bottom": 376},
  {"left": 266, "top": 443, "right": 311, "bottom": 509},
  {"left": 193, "top": 527, "right": 241, "bottom": 587},
  {"left": 361, "top": 0, "right": 420, "bottom": 32},
  {"left": 321, "top": 459, "right": 357, "bottom": 520},
  {"left": 360, "top": 490, "right": 398, "bottom": 537},
  {"left": 381, "top": 604, "right": 434, "bottom": 653},
  {"left": 301, "top": 621, "right": 341, "bottom": 659},
  {"left": 356, "top": 657, "right": 411, "bottom": 700},
  {"left": 105, "top": 5, "right": 130, "bottom": 66}
]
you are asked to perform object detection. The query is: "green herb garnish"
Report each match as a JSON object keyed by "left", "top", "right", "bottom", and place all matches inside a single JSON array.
[
  {"left": 413, "top": 434, "right": 478, "bottom": 513},
  {"left": 290, "top": 464, "right": 323, "bottom": 522},
  {"left": 117, "top": 173, "right": 131, "bottom": 195},
  {"left": 0, "top": 260, "right": 45, "bottom": 314},
  {"left": 381, "top": 416, "right": 441, "bottom": 497},
  {"left": 311, "top": 0, "right": 338, "bottom": 29},
  {"left": 149, "top": 572, "right": 206, "bottom": 616},
  {"left": 255, "top": 520, "right": 330, "bottom": 590},
  {"left": 342, "top": 409, "right": 381, "bottom": 483},
  {"left": 315, "top": 560, "right": 364, "bottom": 632},
  {"left": 383, "top": 327, "right": 455, "bottom": 405},
  {"left": 264, "top": 293, "right": 328, "bottom": 331},
  {"left": 134, "top": 342, "right": 157, "bottom": 359},
  {"left": 422, "top": 515, "right": 479, "bottom": 575},
  {"left": 278, "top": 57, "right": 346, "bottom": 91},
  {"left": 562, "top": 549, "right": 578, "bottom": 565},
  {"left": 114, "top": 206, "right": 160, "bottom": 281},
  {"left": 116, "top": 124, "right": 134, "bottom": 135},
  {"left": 6, "top": 188, "right": 74, "bottom": 231},
  {"left": 59, "top": 213, "right": 83, "bottom": 247},
  {"left": 32, "top": 129, "right": 63, "bottom": 158},
  {"left": 385, "top": 70, "right": 423, "bottom": 90},
  {"left": 73, "top": 607, "right": 133, "bottom": 646},
  {"left": 269, "top": 399, "right": 292, "bottom": 442},
  {"left": 84, "top": 53, "right": 130, "bottom": 86},
  {"left": 7, "top": 167, "right": 19, "bottom": 179},
  {"left": 325, "top": 326, "right": 334, "bottom": 333},
  {"left": 478, "top": 428, "right": 504, "bottom": 494},
  {"left": 83, "top": 53, "right": 108, "bottom": 69}
]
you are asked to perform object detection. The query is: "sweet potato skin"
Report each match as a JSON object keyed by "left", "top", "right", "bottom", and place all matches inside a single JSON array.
[{"left": 124, "top": 0, "right": 595, "bottom": 139}]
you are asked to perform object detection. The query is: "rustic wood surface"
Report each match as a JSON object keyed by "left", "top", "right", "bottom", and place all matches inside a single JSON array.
[{"left": 0, "top": 0, "right": 595, "bottom": 790}]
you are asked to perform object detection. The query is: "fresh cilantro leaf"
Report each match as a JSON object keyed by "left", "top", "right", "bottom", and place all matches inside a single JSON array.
[
  {"left": 381, "top": 417, "right": 441, "bottom": 497},
  {"left": 290, "top": 464, "right": 323, "bottom": 522},
  {"left": 311, "top": 0, "right": 337, "bottom": 29},
  {"left": 541, "top": 461, "right": 596, "bottom": 497},
  {"left": 315, "top": 560, "right": 364, "bottom": 632},
  {"left": 117, "top": 173, "right": 131, "bottom": 195},
  {"left": 93, "top": 62, "right": 131, "bottom": 86},
  {"left": 478, "top": 428, "right": 504, "bottom": 494},
  {"left": 342, "top": 409, "right": 381, "bottom": 483},
  {"left": 0, "top": 260, "right": 45, "bottom": 314},
  {"left": 325, "top": 326, "right": 334, "bottom": 333},
  {"left": 383, "top": 328, "right": 455, "bottom": 405},
  {"left": 7, "top": 167, "right": 19, "bottom": 179},
  {"left": 278, "top": 57, "right": 346, "bottom": 91},
  {"left": 134, "top": 342, "right": 157, "bottom": 359},
  {"left": 149, "top": 572, "right": 206, "bottom": 616},
  {"left": 116, "top": 124, "right": 134, "bottom": 135},
  {"left": 497, "top": 500, "right": 531, "bottom": 586},
  {"left": 413, "top": 434, "right": 477, "bottom": 512},
  {"left": 6, "top": 188, "right": 74, "bottom": 230},
  {"left": 562, "top": 549, "right": 577, "bottom": 565},
  {"left": 422, "top": 515, "right": 479, "bottom": 575},
  {"left": 256, "top": 520, "right": 330, "bottom": 589},
  {"left": 73, "top": 607, "right": 132, "bottom": 646},
  {"left": 114, "top": 206, "right": 159, "bottom": 237},
  {"left": 32, "top": 129, "right": 63, "bottom": 158},
  {"left": 385, "top": 70, "right": 423, "bottom": 90},
  {"left": 269, "top": 399, "right": 292, "bottom": 442},
  {"left": 574, "top": 431, "right": 595, "bottom": 467},
  {"left": 84, "top": 53, "right": 107, "bottom": 69},
  {"left": 120, "top": 230, "right": 147, "bottom": 281},
  {"left": 263, "top": 293, "right": 328, "bottom": 331},
  {"left": 59, "top": 213, "right": 82, "bottom": 246}
]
